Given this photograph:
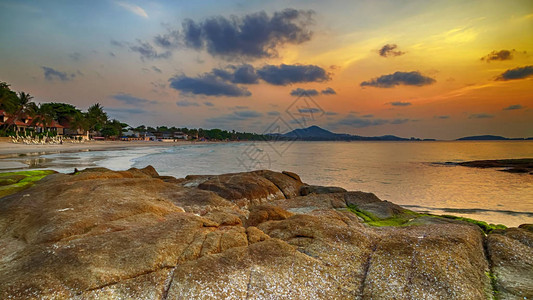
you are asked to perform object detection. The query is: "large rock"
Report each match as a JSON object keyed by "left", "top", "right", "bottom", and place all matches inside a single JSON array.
[
  {"left": 0, "top": 166, "right": 527, "bottom": 299},
  {"left": 487, "top": 227, "right": 533, "bottom": 299}
]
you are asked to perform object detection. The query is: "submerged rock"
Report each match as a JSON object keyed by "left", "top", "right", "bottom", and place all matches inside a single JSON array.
[{"left": 0, "top": 166, "right": 528, "bottom": 299}]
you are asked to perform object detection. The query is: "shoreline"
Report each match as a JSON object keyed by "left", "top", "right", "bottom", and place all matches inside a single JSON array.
[{"left": 0, "top": 140, "right": 229, "bottom": 159}]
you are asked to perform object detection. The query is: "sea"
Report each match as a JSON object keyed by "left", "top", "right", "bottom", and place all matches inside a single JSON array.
[{"left": 3, "top": 140, "right": 533, "bottom": 227}]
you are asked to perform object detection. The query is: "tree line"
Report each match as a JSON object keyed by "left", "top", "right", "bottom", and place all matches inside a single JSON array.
[{"left": 0, "top": 81, "right": 269, "bottom": 141}]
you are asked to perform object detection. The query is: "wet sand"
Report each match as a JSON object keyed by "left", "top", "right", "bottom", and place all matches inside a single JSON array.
[{"left": 0, "top": 140, "right": 199, "bottom": 158}]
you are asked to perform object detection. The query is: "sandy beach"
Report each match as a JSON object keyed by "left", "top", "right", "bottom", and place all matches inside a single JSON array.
[{"left": 0, "top": 140, "right": 200, "bottom": 158}]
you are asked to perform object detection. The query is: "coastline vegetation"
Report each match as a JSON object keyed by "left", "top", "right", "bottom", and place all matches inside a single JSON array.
[{"left": 1, "top": 81, "right": 269, "bottom": 141}]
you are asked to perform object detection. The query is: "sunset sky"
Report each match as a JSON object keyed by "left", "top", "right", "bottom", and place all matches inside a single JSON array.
[{"left": 0, "top": 0, "right": 532, "bottom": 139}]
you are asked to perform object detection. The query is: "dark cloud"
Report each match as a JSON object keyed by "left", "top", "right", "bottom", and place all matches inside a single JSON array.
[
  {"left": 298, "top": 108, "right": 321, "bottom": 114},
  {"left": 176, "top": 100, "right": 200, "bottom": 107},
  {"left": 232, "top": 106, "right": 249, "bottom": 110},
  {"left": 389, "top": 101, "right": 412, "bottom": 106},
  {"left": 110, "top": 39, "right": 125, "bottom": 47},
  {"left": 331, "top": 114, "right": 414, "bottom": 128},
  {"left": 112, "top": 93, "right": 158, "bottom": 106},
  {"left": 390, "top": 118, "right": 410, "bottom": 124},
  {"left": 325, "top": 111, "right": 338, "bottom": 116},
  {"left": 106, "top": 107, "right": 146, "bottom": 114},
  {"left": 204, "top": 101, "right": 215, "bottom": 107},
  {"left": 335, "top": 115, "right": 389, "bottom": 128},
  {"left": 361, "top": 71, "right": 435, "bottom": 88},
  {"left": 268, "top": 111, "right": 281, "bottom": 116},
  {"left": 42, "top": 66, "right": 75, "bottom": 82},
  {"left": 206, "top": 110, "right": 263, "bottom": 124},
  {"left": 181, "top": 9, "right": 314, "bottom": 59},
  {"left": 379, "top": 44, "right": 405, "bottom": 57},
  {"left": 469, "top": 113, "right": 494, "bottom": 119},
  {"left": 496, "top": 65, "right": 533, "bottom": 81},
  {"left": 321, "top": 87, "right": 336, "bottom": 95},
  {"left": 503, "top": 104, "right": 524, "bottom": 111},
  {"left": 130, "top": 40, "right": 171, "bottom": 60},
  {"left": 169, "top": 75, "right": 251, "bottom": 97},
  {"left": 234, "top": 110, "right": 262, "bottom": 118},
  {"left": 290, "top": 88, "right": 319, "bottom": 96},
  {"left": 182, "top": 19, "right": 203, "bottom": 49},
  {"left": 213, "top": 64, "right": 259, "bottom": 84},
  {"left": 152, "top": 66, "right": 162, "bottom": 73},
  {"left": 435, "top": 115, "right": 450, "bottom": 119},
  {"left": 153, "top": 30, "right": 180, "bottom": 49},
  {"left": 69, "top": 52, "right": 82, "bottom": 61},
  {"left": 257, "top": 64, "right": 329, "bottom": 85},
  {"left": 481, "top": 49, "right": 515, "bottom": 62}
]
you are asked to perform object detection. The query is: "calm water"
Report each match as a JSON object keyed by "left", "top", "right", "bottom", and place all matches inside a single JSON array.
[{"left": 3, "top": 141, "right": 533, "bottom": 227}]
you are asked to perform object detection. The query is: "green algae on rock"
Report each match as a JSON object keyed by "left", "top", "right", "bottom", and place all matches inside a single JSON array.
[{"left": 0, "top": 170, "right": 56, "bottom": 198}]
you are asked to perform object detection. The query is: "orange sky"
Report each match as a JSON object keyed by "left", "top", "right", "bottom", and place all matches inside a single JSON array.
[{"left": 0, "top": 0, "right": 532, "bottom": 139}]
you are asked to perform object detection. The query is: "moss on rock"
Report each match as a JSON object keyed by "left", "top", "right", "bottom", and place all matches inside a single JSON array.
[{"left": 0, "top": 170, "right": 56, "bottom": 198}]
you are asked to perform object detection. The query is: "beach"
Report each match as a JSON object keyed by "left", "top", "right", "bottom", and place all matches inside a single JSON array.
[{"left": 0, "top": 139, "right": 190, "bottom": 157}]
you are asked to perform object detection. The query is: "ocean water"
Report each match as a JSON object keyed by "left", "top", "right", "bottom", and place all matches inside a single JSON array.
[{"left": 5, "top": 141, "right": 533, "bottom": 227}]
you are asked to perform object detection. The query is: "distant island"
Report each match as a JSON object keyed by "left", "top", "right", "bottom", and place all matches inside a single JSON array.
[
  {"left": 456, "top": 135, "right": 533, "bottom": 141},
  {"left": 271, "top": 125, "right": 436, "bottom": 141}
]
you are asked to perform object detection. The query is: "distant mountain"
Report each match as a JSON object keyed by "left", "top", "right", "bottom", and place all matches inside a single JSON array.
[
  {"left": 457, "top": 135, "right": 528, "bottom": 141},
  {"left": 281, "top": 125, "right": 419, "bottom": 141}
]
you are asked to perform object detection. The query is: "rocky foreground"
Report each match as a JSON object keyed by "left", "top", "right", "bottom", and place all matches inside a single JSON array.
[{"left": 0, "top": 167, "right": 531, "bottom": 299}]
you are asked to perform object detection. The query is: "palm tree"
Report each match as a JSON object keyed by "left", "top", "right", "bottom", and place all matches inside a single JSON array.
[
  {"left": 69, "top": 112, "right": 89, "bottom": 139},
  {"left": 5, "top": 92, "right": 34, "bottom": 134},
  {"left": 86, "top": 103, "right": 108, "bottom": 135},
  {"left": 0, "top": 82, "right": 18, "bottom": 114}
]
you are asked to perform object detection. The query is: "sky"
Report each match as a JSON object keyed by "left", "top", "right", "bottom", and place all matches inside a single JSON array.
[{"left": 0, "top": 0, "right": 532, "bottom": 139}]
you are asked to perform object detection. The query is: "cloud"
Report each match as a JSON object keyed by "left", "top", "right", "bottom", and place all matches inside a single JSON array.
[
  {"left": 110, "top": 40, "right": 125, "bottom": 47},
  {"left": 204, "top": 101, "right": 214, "bottom": 107},
  {"left": 298, "top": 108, "right": 321, "bottom": 114},
  {"left": 212, "top": 64, "right": 259, "bottom": 84},
  {"left": 42, "top": 66, "right": 75, "bottom": 81},
  {"left": 154, "top": 30, "right": 180, "bottom": 49},
  {"left": 257, "top": 64, "right": 329, "bottom": 85},
  {"left": 112, "top": 93, "right": 158, "bottom": 105},
  {"left": 169, "top": 75, "right": 251, "bottom": 97},
  {"left": 390, "top": 118, "right": 410, "bottom": 124},
  {"left": 496, "top": 65, "right": 533, "bottom": 81},
  {"left": 469, "top": 113, "right": 494, "bottom": 119},
  {"left": 234, "top": 110, "right": 262, "bottom": 118},
  {"left": 325, "top": 111, "right": 338, "bottom": 116},
  {"left": 268, "top": 111, "right": 280, "bottom": 116},
  {"left": 116, "top": 1, "right": 148, "bottom": 18},
  {"left": 206, "top": 110, "right": 263, "bottom": 124},
  {"left": 361, "top": 71, "right": 435, "bottom": 88},
  {"left": 321, "top": 87, "right": 336, "bottom": 95},
  {"left": 176, "top": 100, "right": 200, "bottom": 107},
  {"left": 130, "top": 40, "right": 171, "bottom": 61},
  {"left": 389, "top": 101, "right": 412, "bottom": 106},
  {"left": 106, "top": 107, "right": 146, "bottom": 114},
  {"left": 180, "top": 9, "right": 314, "bottom": 59},
  {"left": 503, "top": 104, "right": 524, "bottom": 111},
  {"left": 152, "top": 66, "right": 162, "bottom": 73},
  {"left": 481, "top": 49, "right": 515, "bottom": 62},
  {"left": 379, "top": 44, "right": 405, "bottom": 57},
  {"left": 334, "top": 115, "right": 389, "bottom": 128},
  {"left": 435, "top": 115, "right": 450, "bottom": 119},
  {"left": 69, "top": 52, "right": 82, "bottom": 61},
  {"left": 290, "top": 88, "right": 318, "bottom": 96}
]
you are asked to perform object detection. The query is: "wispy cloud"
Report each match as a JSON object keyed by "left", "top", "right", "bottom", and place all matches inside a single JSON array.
[
  {"left": 116, "top": 1, "right": 148, "bottom": 18},
  {"left": 42, "top": 66, "right": 76, "bottom": 82},
  {"left": 469, "top": 113, "right": 494, "bottom": 119},
  {"left": 503, "top": 104, "right": 524, "bottom": 111}
]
